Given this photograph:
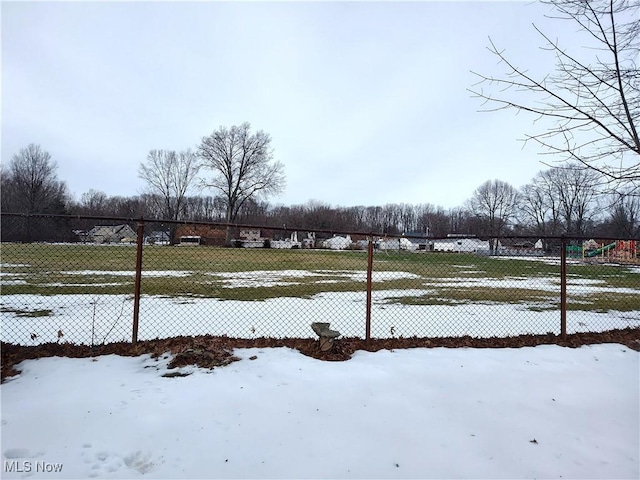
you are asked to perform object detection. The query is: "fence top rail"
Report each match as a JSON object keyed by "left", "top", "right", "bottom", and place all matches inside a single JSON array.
[{"left": 2, "top": 212, "right": 638, "bottom": 243}]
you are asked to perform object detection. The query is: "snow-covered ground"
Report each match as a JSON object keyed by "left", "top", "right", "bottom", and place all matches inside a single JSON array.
[
  {"left": 1, "top": 344, "right": 638, "bottom": 479},
  {"left": 2, "top": 265, "right": 638, "bottom": 345},
  {"left": 2, "top": 291, "right": 639, "bottom": 346}
]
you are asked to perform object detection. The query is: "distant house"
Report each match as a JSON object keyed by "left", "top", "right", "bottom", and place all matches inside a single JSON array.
[
  {"left": 270, "top": 231, "right": 317, "bottom": 249},
  {"left": 494, "top": 238, "right": 544, "bottom": 256},
  {"left": 271, "top": 232, "right": 302, "bottom": 249},
  {"left": 432, "top": 235, "right": 489, "bottom": 253},
  {"left": 301, "top": 232, "right": 316, "bottom": 249},
  {"left": 145, "top": 231, "right": 170, "bottom": 245},
  {"left": 235, "top": 229, "right": 270, "bottom": 248},
  {"left": 87, "top": 225, "right": 137, "bottom": 244},
  {"left": 498, "top": 238, "right": 537, "bottom": 250},
  {"left": 322, "top": 235, "right": 353, "bottom": 250},
  {"left": 240, "top": 229, "right": 262, "bottom": 242},
  {"left": 73, "top": 230, "right": 90, "bottom": 243},
  {"left": 404, "top": 232, "right": 430, "bottom": 251},
  {"left": 375, "top": 237, "right": 418, "bottom": 251}
]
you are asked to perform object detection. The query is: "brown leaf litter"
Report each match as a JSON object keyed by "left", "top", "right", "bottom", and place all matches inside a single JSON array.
[{"left": 2, "top": 328, "right": 638, "bottom": 383}]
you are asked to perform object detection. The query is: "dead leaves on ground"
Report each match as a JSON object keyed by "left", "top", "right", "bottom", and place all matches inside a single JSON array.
[{"left": 2, "top": 328, "right": 638, "bottom": 382}]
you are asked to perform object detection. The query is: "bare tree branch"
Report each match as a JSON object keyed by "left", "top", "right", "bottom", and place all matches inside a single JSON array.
[{"left": 469, "top": 0, "right": 640, "bottom": 192}]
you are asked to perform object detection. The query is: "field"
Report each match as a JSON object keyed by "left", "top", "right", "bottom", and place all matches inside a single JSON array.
[
  {"left": 1, "top": 247, "right": 639, "bottom": 480},
  {"left": 1, "top": 243, "right": 639, "bottom": 345}
]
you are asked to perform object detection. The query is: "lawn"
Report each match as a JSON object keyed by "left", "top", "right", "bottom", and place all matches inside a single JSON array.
[
  {"left": 1, "top": 243, "right": 637, "bottom": 302},
  {"left": 1, "top": 243, "right": 638, "bottom": 344}
]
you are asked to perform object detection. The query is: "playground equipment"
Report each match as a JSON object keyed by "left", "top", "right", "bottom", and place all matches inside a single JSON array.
[
  {"left": 584, "top": 242, "right": 617, "bottom": 258},
  {"left": 576, "top": 239, "right": 639, "bottom": 263}
]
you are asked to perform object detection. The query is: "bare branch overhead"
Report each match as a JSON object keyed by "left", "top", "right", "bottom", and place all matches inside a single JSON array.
[{"left": 469, "top": 0, "right": 639, "bottom": 192}]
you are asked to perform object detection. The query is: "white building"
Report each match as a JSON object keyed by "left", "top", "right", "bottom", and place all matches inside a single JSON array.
[
  {"left": 271, "top": 232, "right": 302, "bottom": 249},
  {"left": 322, "top": 235, "right": 353, "bottom": 250},
  {"left": 432, "top": 237, "right": 489, "bottom": 253},
  {"left": 376, "top": 237, "right": 418, "bottom": 251},
  {"left": 237, "top": 229, "right": 268, "bottom": 248}
]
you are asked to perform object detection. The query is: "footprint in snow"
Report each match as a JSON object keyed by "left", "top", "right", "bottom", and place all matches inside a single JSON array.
[
  {"left": 3, "top": 448, "right": 39, "bottom": 459},
  {"left": 124, "top": 450, "right": 159, "bottom": 474},
  {"left": 86, "top": 450, "right": 125, "bottom": 477}
]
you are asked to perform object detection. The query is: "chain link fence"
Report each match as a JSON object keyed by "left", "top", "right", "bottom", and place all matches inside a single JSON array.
[{"left": 1, "top": 214, "right": 638, "bottom": 346}]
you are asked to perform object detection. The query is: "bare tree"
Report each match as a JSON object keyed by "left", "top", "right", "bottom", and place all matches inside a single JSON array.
[
  {"left": 447, "top": 207, "right": 464, "bottom": 234},
  {"left": 415, "top": 204, "right": 449, "bottom": 237},
  {"left": 470, "top": 0, "right": 639, "bottom": 193},
  {"left": 78, "top": 189, "right": 109, "bottom": 215},
  {"left": 292, "top": 200, "right": 336, "bottom": 231},
  {"left": 362, "top": 206, "right": 383, "bottom": 232},
  {"left": 380, "top": 204, "right": 402, "bottom": 235},
  {"left": 468, "top": 179, "right": 519, "bottom": 251},
  {"left": 104, "top": 196, "right": 147, "bottom": 218},
  {"left": 519, "top": 183, "right": 553, "bottom": 237},
  {"left": 197, "top": 123, "right": 285, "bottom": 243},
  {"left": 518, "top": 165, "right": 600, "bottom": 237},
  {"left": 398, "top": 203, "right": 418, "bottom": 233},
  {"left": 0, "top": 165, "right": 14, "bottom": 212},
  {"left": 3, "top": 144, "right": 68, "bottom": 214},
  {"left": 183, "top": 195, "right": 226, "bottom": 222},
  {"left": 236, "top": 198, "right": 271, "bottom": 224},
  {"left": 67, "top": 189, "right": 110, "bottom": 234},
  {"left": 139, "top": 149, "right": 200, "bottom": 241},
  {"left": 518, "top": 171, "right": 563, "bottom": 240},
  {"left": 605, "top": 188, "right": 640, "bottom": 236},
  {"left": 1, "top": 144, "right": 69, "bottom": 241},
  {"left": 549, "top": 165, "right": 600, "bottom": 234}
]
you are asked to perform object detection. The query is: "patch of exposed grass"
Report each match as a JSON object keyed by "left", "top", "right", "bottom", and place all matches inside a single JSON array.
[
  {"left": 386, "top": 287, "right": 556, "bottom": 308},
  {"left": 372, "top": 251, "right": 562, "bottom": 279},
  {"left": 1, "top": 243, "right": 638, "bottom": 310},
  {"left": 566, "top": 293, "right": 640, "bottom": 313},
  {"left": 384, "top": 286, "right": 640, "bottom": 313},
  {"left": 1, "top": 307, "right": 52, "bottom": 317},
  {"left": 3, "top": 284, "right": 135, "bottom": 296},
  {"left": 1, "top": 243, "right": 137, "bottom": 272},
  {"left": 566, "top": 263, "right": 639, "bottom": 287}
]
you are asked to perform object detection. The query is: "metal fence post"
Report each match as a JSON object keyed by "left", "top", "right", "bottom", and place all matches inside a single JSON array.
[
  {"left": 366, "top": 235, "right": 374, "bottom": 342},
  {"left": 132, "top": 219, "right": 145, "bottom": 344},
  {"left": 560, "top": 235, "right": 567, "bottom": 340}
]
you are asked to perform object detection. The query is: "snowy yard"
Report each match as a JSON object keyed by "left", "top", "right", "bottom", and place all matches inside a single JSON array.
[
  {"left": 2, "top": 291, "right": 639, "bottom": 346},
  {"left": 1, "top": 344, "right": 638, "bottom": 479},
  {"left": 2, "top": 247, "right": 639, "bottom": 478},
  {"left": 2, "top": 246, "right": 639, "bottom": 344}
]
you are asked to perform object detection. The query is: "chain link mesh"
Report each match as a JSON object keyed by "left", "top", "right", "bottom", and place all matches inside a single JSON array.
[{"left": 1, "top": 216, "right": 638, "bottom": 345}]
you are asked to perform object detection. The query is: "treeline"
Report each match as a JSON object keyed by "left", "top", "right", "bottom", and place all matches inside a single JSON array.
[
  {"left": 4, "top": 187, "right": 638, "bottom": 242},
  {"left": 2, "top": 144, "right": 638, "bottom": 242},
  {"left": 69, "top": 188, "right": 638, "bottom": 239}
]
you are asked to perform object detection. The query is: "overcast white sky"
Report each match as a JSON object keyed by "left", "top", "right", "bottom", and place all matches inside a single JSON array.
[{"left": 2, "top": 1, "right": 577, "bottom": 209}]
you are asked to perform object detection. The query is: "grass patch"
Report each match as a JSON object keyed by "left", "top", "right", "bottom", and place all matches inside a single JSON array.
[
  {"left": 1, "top": 243, "right": 638, "bottom": 311},
  {"left": 566, "top": 293, "right": 640, "bottom": 313},
  {"left": 386, "top": 287, "right": 556, "bottom": 308},
  {"left": 1, "top": 307, "right": 52, "bottom": 318}
]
